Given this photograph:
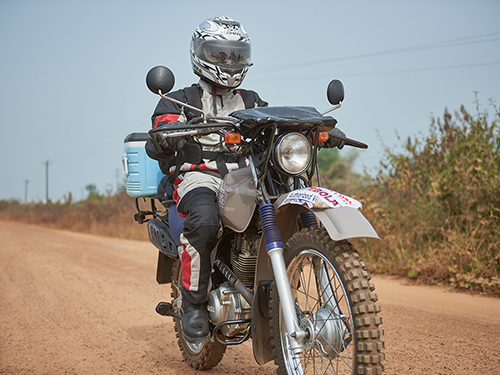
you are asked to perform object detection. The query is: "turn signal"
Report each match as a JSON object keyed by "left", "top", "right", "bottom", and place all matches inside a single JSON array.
[
  {"left": 314, "top": 132, "right": 330, "bottom": 143},
  {"left": 225, "top": 132, "right": 241, "bottom": 145}
]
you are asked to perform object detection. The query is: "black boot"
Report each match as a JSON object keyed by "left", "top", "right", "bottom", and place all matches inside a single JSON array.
[{"left": 181, "top": 297, "right": 210, "bottom": 343}]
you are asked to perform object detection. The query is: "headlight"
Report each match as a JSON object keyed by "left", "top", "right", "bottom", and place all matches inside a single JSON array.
[{"left": 274, "top": 132, "right": 312, "bottom": 175}]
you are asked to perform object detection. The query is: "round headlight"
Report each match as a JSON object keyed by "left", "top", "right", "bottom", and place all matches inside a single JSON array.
[{"left": 275, "top": 133, "right": 312, "bottom": 175}]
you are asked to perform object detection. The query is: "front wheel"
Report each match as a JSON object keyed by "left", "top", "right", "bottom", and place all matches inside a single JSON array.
[{"left": 270, "top": 227, "right": 384, "bottom": 375}]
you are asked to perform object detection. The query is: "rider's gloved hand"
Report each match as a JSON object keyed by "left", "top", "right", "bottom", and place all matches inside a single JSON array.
[
  {"left": 323, "top": 127, "right": 346, "bottom": 149},
  {"left": 150, "top": 122, "right": 187, "bottom": 152}
]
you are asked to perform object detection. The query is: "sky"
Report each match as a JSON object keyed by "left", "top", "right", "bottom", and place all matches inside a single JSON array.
[{"left": 1, "top": 0, "right": 499, "bottom": 202}]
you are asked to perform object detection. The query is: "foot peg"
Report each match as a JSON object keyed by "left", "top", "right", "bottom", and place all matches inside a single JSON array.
[{"left": 156, "top": 302, "right": 181, "bottom": 320}]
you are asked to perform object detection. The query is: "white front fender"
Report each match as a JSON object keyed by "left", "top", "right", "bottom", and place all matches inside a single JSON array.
[
  {"left": 311, "top": 206, "right": 379, "bottom": 241},
  {"left": 275, "top": 187, "right": 379, "bottom": 241}
]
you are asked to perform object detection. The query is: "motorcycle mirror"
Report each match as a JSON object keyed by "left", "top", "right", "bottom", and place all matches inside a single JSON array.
[
  {"left": 327, "top": 79, "right": 345, "bottom": 105},
  {"left": 146, "top": 66, "right": 175, "bottom": 95}
]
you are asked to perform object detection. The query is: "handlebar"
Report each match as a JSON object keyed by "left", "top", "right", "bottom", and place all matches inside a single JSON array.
[
  {"left": 148, "top": 121, "right": 237, "bottom": 139},
  {"left": 148, "top": 118, "right": 368, "bottom": 149}
]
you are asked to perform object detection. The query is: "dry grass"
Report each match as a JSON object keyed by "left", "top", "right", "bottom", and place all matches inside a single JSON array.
[
  {"left": 0, "top": 190, "right": 148, "bottom": 241},
  {"left": 357, "top": 102, "right": 500, "bottom": 295},
  {"left": 2, "top": 102, "right": 499, "bottom": 296}
]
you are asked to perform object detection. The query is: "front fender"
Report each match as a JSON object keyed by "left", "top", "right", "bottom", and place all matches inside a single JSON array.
[
  {"left": 251, "top": 188, "right": 378, "bottom": 365},
  {"left": 276, "top": 187, "right": 379, "bottom": 241},
  {"left": 311, "top": 206, "right": 379, "bottom": 241}
]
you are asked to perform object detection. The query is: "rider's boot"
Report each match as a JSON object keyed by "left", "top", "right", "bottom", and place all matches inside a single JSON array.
[{"left": 181, "top": 296, "right": 210, "bottom": 343}]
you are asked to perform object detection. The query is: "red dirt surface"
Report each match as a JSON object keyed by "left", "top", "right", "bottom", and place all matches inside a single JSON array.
[{"left": 1, "top": 220, "right": 499, "bottom": 374}]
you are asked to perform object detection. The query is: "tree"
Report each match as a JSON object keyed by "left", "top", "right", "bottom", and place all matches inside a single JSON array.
[{"left": 85, "top": 184, "right": 103, "bottom": 201}]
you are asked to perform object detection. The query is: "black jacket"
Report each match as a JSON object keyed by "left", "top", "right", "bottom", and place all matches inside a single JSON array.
[{"left": 145, "top": 83, "right": 267, "bottom": 175}]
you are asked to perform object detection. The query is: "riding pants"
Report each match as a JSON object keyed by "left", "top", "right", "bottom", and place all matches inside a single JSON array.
[{"left": 176, "top": 177, "right": 221, "bottom": 306}]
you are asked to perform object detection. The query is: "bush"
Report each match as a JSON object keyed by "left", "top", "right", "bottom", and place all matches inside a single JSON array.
[
  {"left": 319, "top": 147, "right": 363, "bottom": 195},
  {"left": 360, "top": 101, "right": 500, "bottom": 294},
  {"left": 0, "top": 190, "right": 148, "bottom": 240},
  {"left": 2, "top": 103, "right": 499, "bottom": 296}
]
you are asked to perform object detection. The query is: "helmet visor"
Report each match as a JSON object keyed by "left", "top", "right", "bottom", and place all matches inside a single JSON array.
[{"left": 200, "top": 40, "right": 251, "bottom": 68}]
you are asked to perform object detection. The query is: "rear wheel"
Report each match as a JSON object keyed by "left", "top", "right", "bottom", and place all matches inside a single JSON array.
[
  {"left": 270, "top": 227, "right": 384, "bottom": 375},
  {"left": 171, "top": 260, "right": 226, "bottom": 370}
]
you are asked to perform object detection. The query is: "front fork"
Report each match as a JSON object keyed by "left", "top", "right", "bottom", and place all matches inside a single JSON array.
[{"left": 258, "top": 202, "right": 307, "bottom": 355}]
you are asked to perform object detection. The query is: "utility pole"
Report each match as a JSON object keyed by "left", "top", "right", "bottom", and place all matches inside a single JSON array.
[
  {"left": 24, "top": 179, "right": 29, "bottom": 203},
  {"left": 42, "top": 160, "right": 52, "bottom": 203}
]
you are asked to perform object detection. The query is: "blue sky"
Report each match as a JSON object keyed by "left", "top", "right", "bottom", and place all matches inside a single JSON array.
[{"left": 1, "top": 0, "right": 499, "bottom": 202}]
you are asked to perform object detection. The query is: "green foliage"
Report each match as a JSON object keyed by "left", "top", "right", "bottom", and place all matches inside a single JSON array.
[
  {"left": 317, "top": 148, "right": 341, "bottom": 174},
  {"left": 408, "top": 269, "right": 419, "bottom": 279},
  {"left": 85, "top": 183, "right": 104, "bottom": 202},
  {"left": 319, "top": 148, "right": 362, "bottom": 195},
  {"left": 360, "top": 101, "right": 500, "bottom": 295}
]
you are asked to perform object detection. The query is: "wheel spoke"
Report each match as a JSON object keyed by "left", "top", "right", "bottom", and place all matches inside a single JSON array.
[
  {"left": 274, "top": 229, "right": 383, "bottom": 375},
  {"left": 282, "top": 248, "right": 355, "bottom": 374}
]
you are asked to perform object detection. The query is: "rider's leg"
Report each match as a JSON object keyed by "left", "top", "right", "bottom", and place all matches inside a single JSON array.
[{"left": 177, "top": 186, "right": 220, "bottom": 342}]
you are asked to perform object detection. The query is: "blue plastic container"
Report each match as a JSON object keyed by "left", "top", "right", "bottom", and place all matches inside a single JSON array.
[{"left": 122, "top": 133, "right": 165, "bottom": 197}]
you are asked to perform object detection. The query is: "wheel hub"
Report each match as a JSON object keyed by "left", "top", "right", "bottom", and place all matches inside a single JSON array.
[
  {"left": 313, "top": 308, "right": 347, "bottom": 356},
  {"left": 299, "top": 318, "right": 315, "bottom": 350}
]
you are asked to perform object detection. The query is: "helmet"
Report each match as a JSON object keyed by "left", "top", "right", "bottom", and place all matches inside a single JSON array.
[{"left": 190, "top": 16, "right": 252, "bottom": 89}]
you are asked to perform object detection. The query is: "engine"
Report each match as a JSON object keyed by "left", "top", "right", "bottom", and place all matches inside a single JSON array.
[
  {"left": 207, "top": 233, "right": 259, "bottom": 337},
  {"left": 207, "top": 282, "right": 251, "bottom": 337},
  {"left": 230, "top": 233, "right": 259, "bottom": 289}
]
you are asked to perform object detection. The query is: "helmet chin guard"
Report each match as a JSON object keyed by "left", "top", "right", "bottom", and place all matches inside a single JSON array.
[{"left": 190, "top": 16, "right": 252, "bottom": 89}]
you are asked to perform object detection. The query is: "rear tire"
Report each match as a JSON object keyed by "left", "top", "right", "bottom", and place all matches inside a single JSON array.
[
  {"left": 171, "top": 260, "right": 226, "bottom": 370},
  {"left": 270, "top": 227, "right": 384, "bottom": 375}
]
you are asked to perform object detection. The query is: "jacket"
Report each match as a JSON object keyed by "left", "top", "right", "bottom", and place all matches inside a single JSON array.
[{"left": 145, "top": 80, "right": 268, "bottom": 178}]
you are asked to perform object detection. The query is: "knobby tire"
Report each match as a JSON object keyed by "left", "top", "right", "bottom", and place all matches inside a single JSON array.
[
  {"left": 171, "top": 259, "right": 226, "bottom": 370},
  {"left": 270, "top": 227, "right": 384, "bottom": 375}
]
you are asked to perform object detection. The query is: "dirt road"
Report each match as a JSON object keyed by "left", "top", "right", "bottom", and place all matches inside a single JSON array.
[{"left": 1, "top": 220, "right": 499, "bottom": 374}]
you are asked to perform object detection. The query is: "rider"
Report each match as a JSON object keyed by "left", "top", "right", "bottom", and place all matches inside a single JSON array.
[{"left": 146, "top": 16, "right": 345, "bottom": 343}]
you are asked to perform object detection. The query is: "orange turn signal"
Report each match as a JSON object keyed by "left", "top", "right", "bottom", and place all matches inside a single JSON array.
[
  {"left": 224, "top": 132, "right": 241, "bottom": 145},
  {"left": 315, "top": 132, "right": 329, "bottom": 143}
]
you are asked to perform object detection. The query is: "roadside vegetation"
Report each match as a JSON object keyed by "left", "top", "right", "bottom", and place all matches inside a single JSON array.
[
  {"left": 0, "top": 186, "right": 148, "bottom": 241},
  {"left": 354, "top": 101, "right": 500, "bottom": 295},
  {"left": 1, "top": 102, "right": 498, "bottom": 295}
]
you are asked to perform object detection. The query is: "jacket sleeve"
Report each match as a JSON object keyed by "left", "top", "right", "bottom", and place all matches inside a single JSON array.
[
  {"left": 146, "top": 89, "right": 187, "bottom": 169},
  {"left": 151, "top": 89, "right": 186, "bottom": 128},
  {"left": 254, "top": 91, "right": 268, "bottom": 108}
]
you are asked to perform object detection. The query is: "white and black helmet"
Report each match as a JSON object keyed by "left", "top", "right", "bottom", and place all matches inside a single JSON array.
[{"left": 190, "top": 16, "right": 252, "bottom": 89}]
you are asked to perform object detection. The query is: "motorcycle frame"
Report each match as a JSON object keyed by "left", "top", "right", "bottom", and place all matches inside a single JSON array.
[
  {"left": 244, "top": 125, "right": 378, "bottom": 362},
  {"left": 139, "top": 96, "right": 378, "bottom": 363}
]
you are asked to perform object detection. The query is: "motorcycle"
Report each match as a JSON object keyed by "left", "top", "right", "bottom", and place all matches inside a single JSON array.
[{"left": 124, "top": 66, "right": 384, "bottom": 375}]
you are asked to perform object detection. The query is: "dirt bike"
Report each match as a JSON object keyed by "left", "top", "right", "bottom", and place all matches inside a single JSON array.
[{"left": 123, "top": 66, "right": 384, "bottom": 375}]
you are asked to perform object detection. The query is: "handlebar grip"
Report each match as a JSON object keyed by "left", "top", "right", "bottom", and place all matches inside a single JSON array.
[{"left": 329, "top": 134, "right": 368, "bottom": 149}]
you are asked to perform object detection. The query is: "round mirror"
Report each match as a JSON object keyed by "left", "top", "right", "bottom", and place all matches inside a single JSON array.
[
  {"left": 327, "top": 79, "right": 345, "bottom": 105},
  {"left": 146, "top": 66, "right": 175, "bottom": 95}
]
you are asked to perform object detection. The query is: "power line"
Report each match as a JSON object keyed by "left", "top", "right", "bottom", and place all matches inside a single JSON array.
[
  {"left": 249, "top": 60, "right": 500, "bottom": 83},
  {"left": 255, "top": 31, "right": 500, "bottom": 73},
  {"left": 341, "top": 60, "right": 500, "bottom": 78}
]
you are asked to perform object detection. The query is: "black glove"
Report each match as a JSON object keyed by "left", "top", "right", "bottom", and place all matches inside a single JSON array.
[
  {"left": 324, "top": 127, "right": 346, "bottom": 149},
  {"left": 150, "top": 122, "right": 187, "bottom": 152}
]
